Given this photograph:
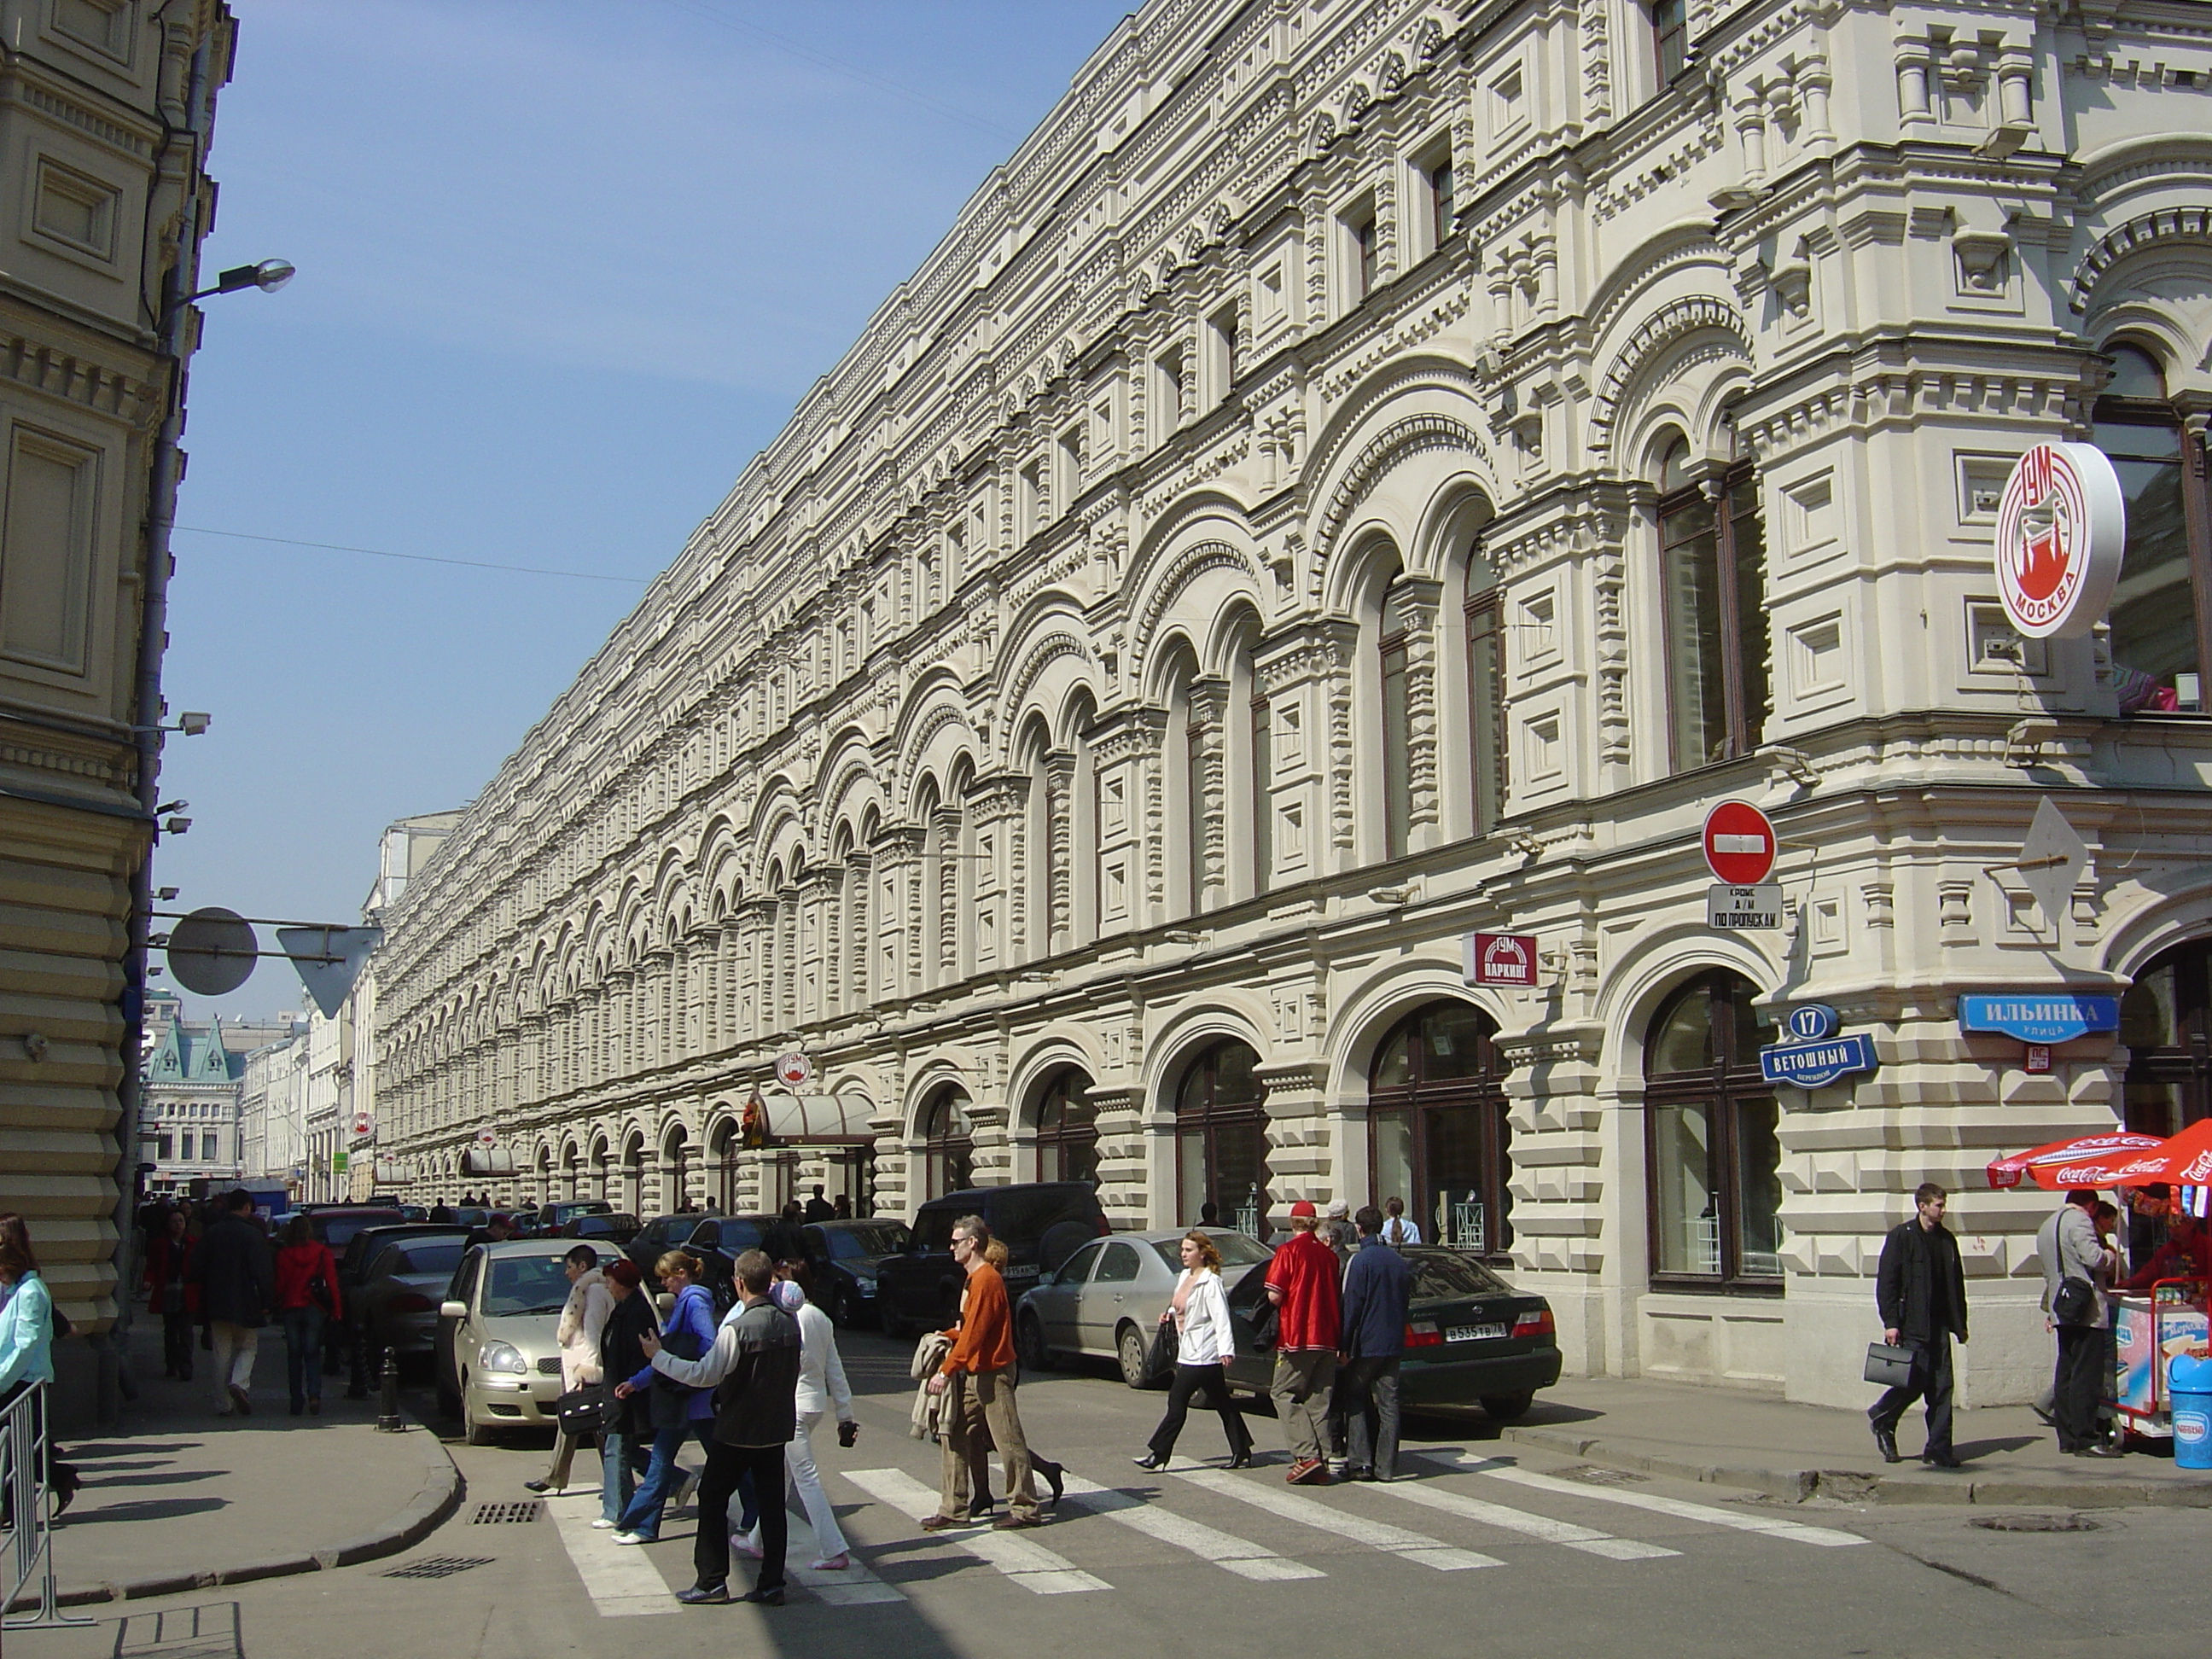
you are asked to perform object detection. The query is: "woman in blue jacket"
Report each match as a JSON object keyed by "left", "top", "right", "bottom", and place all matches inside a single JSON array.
[
  {"left": 609, "top": 1251, "right": 721, "bottom": 1543},
  {"left": 1, "top": 1212, "right": 80, "bottom": 1514}
]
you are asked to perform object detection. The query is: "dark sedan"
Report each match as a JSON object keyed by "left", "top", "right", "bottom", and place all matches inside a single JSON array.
[
  {"left": 1221, "top": 1243, "right": 1559, "bottom": 1420},
  {"left": 561, "top": 1211, "right": 639, "bottom": 1245},
  {"left": 354, "top": 1232, "right": 471, "bottom": 1365},
  {"left": 799, "top": 1219, "right": 911, "bottom": 1328}
]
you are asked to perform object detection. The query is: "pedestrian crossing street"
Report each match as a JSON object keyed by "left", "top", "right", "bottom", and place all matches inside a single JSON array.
[{"left": 549, "top": 1446, "right": 1865, "bottom": 1615}]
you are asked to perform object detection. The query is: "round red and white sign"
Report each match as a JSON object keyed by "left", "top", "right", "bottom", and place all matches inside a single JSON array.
[
  {"left": 774, "top": 1051, "right": 812, "bottom": 1088},
  {"left": 475, "top": 1128, "right": 496, "bottom": 1148},
  {"left": 1995, "top": 441, "right": 2127, "bottom": 640},
  {"left": 1703, "top": 800, "right": 1777, "bottom": 886}
]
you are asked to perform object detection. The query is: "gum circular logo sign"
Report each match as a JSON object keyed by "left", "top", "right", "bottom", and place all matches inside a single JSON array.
[
  {"left": 775, "top": 1051, "right": 812, "bottom": 1088},
  {"left": 1703, "top": 800, "right": 1777, "bottom": 886},
  {"left": 1995, "top": 442, "right": 2126, "bottom": 640}
]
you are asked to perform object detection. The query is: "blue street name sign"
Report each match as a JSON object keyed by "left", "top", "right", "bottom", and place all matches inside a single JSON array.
[
  {"left": 1957, "top": 993, "right": 2122, "bottom": 1045},
  {"left": 1760, "top": 1032, "right": 1878, "bottom": 1090}
]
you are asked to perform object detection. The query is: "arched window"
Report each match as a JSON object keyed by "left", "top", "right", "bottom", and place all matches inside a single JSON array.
[
  {"left": 1033, "top": 1069, "right": 1099, "bottom": 1185},
  {"left": 1644, "top": 970, "right": 1782, "bottom": 1288},
  {"left": 1657, "top": 432, "right": 1770, "bottom": 770},
  {"left": 1175, "top": 1039, "right": 1269, "bottom": 1232},
  {"left": 1464, "top": 533, "right": 1507, "bottom": 835},
  {"left": 621, "top": 1132, "right": 646, "bottom": 1217},
  {"left": 2095, "top": 343, "right": 2212, "bottom": 712},
  {"left": 2121, "top": 937, "right": 2212, "bottom": 1136},
  {"left": 1379, "top": 569, "right": 1416, "bottom": 858},
  {"left": 1367, "top": 1000, "right": 1512, "bottom": 1255},
  {"left": 920, "top": 1087, "right": 975, "bottom": 1200},
  {"left": 709, "top": 1117, "right": 740, "bottom": 1214}
]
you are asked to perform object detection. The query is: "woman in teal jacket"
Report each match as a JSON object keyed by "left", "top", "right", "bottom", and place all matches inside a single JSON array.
[{"left": 0, "top": 1211, "right": 79, "bottom": 1512}]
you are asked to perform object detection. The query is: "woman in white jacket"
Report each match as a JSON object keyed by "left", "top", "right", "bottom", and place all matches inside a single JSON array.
[
  {"left": 733, "top": 1277, "right": 859, "bottom": 1569},
  {"left": 527, "top": 1244, "right": 610, "bottom": 1495},
  {"left": 1133, "top": 1231, "right": 1254, "bottom": 1470}
]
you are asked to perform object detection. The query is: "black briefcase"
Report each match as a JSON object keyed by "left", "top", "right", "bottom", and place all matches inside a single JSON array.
[{"left": 1863, "top": 1342, "right": 1914, "bottom": 1388}]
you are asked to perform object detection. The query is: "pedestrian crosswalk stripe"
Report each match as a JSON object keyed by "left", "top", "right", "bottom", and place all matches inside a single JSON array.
[
  {"left": 544, "top": 1499, "right": 679, "bottom": 1616},
  {"left": 1434, "top": 1454, "right": 1867, "bottom": 1548},
  {"left": 1172, "top": 1468, "right": 1501, "bottom": 1571},
  {"left": 1057, "top": 1474, "right": 1325, "bottom": 1581},
  {"left": 783, "top": 1512, "right": 907, "bottom": 1605},
  {"left": 1377, "top": 1471, "right": 1679, "bottom": 1560},
  {"left": 843, "top": 1468, "right": 1110, "bottom": 1593}
]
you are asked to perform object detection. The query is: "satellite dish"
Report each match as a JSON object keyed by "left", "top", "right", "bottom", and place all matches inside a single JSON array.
[{"left": 166, "top": 906, "right": 257, "bottom": 995}]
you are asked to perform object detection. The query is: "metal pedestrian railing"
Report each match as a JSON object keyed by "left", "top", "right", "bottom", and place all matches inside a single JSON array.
[{"left": 3, "top": 1381, "right": 90, "bottom": 1628}]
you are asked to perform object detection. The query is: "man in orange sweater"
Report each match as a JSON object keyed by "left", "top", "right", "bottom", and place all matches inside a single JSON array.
[{"left": 921, "top": 1214, "right": 1044, "bottom": 1531}]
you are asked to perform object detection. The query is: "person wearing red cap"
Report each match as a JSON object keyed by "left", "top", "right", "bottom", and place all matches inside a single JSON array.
[{"left": 1264, "top": 1199, "right": 1341, "bottom": 1484}]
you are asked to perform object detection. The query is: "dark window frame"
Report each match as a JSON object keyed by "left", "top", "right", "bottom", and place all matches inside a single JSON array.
[
  {"left": 1175, "top": 1039, "right": 1271, "bottom": 1232},
  {"left": 1353, "top": 213, "right": 1378, "bottom": 300},
  {"left": 1429, "top": 157, "right": 1455, "bottom": 253},
  {"left": 2121, "top": 938, "right": 2212, "bottom": 1137},
  {"left": 1642, "top": 970, "right": 1784, "bottom": 1295},
  {"left": 1365, "top": 1000, "right": 1514, "bottom": 1260},
  {"left": 1658, "top": 454, "right": 1770, "bottom": 771},
  {"left": 1464, "top": 579, "right": 1507, "bottom": 835},
  {"left": 1033, "top": 1068, "right": 1100, "bottom": 1186},
  {"left": 1651, "top": 0, "right": 1688, "bottom": 84},
  {"left": 920, "top": 1086, "right": 975, "bottom": 1201},
  {"left": 2093, "top": 358, "right": 2212, "bottom": 713}
]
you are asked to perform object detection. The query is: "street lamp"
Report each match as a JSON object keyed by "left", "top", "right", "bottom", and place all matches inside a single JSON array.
[{"left": 172, "top": 259, "right": 295, "bottom": 313}]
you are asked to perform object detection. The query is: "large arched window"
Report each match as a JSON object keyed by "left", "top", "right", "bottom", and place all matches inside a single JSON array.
[
  {"left": 1033, "top": 1068, "right": 1099, "bottom": 1185},
  {"left": 1367, "top": 1000, "right": 1512, "bottom": 1256},
  {"left": 919, "top": 1086, "right": 975, "bottom": 1200},
  {"left": 1644, "top": 969, "right": 1782, "bottom": 1289},
  {"left": 708, "top": 1117, "right": 740, "bottom": 1214},
  {"left": 2095, "top": 343, "right": 2212, "bottom": 712},
  {"left": 1175, "top": 1039, "right": 1270, "bottom": 1232},
  {"left": 2121, "top": 937, "right": 2212, "bottom": 1135},
  {"left": 1657, "top": 433, "right": 1770, "bottom": 770}
]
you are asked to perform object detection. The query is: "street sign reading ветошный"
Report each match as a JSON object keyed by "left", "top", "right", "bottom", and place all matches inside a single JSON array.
[{"left": 1708, "top": 884, "right": 1783, "bottom": 930}]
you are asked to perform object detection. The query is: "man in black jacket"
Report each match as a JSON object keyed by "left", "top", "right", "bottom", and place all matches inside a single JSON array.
[
  {"left": 193, "top": 1189, "right": 273, "bottom": 1417},
  {"left": 1870, "top": 1182, "right": 1969, "bottom": 1468},
  {"left": 643, "top": 1247, "right": 800, "bottom": 1606}
]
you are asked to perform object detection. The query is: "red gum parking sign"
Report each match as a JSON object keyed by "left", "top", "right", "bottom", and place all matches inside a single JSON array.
[
  {"left": 1470, "top": 931, "right": 1538, "bottom": 987},
  {"left": 1703, "top": 800, "right": 1777, "bottom": 886}
]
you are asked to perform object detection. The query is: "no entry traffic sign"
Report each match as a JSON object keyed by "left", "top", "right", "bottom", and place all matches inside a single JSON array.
[{"left": 1702, "top": 800, "right": 1777, "bottom": 886}]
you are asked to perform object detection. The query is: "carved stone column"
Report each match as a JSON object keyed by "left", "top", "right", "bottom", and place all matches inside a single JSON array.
[
  {"left": 1392, "top": 574, "right": 1447, "bottom": 852},
  {"left": 967, "top": 772, "right": 1027, "bottom": 971},
  {"left": 844, "top": 853, "right": 871, "bottom": 1010},
  {"left": 1042, "top": 749, "right": 1076, "bottom": 954},
  {"left": 874, "top": 824, "right": 926, "bottom": 1001},
  {"left": 1187, "top": 677, "right": 1230, "bottom": 908},
  {"left": 1087, "top": 705, "right": 1165, "bottom": 930},
  {"left": 933, "top": 805, "right": 963, "bottom": 985}
]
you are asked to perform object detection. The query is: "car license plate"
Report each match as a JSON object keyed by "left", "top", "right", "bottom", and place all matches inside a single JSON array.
[{"left": 1447, "top": 1323, "right": 1508, "bottom": 1343}]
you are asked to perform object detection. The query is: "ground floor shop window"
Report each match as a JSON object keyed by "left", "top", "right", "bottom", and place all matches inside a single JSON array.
[
  {"left": 1176, "top": 1039, "right": 1268, "bottom": 1233},
  {"left": 2122, "top": 936, "right": 2212, "bottom": 1136},
  {"left": 1034, "top": 1068, "right": 1099, "bottom": 1185},
  {"left": 1644, "top": 970, "right": 1783, "bottom": 1289},
  {"left": 1366, "top": 998, "right": 1511, "bottom": 1256},
  {"left": 920, "top": 1087, "right": 974, "bottom": 1199}
]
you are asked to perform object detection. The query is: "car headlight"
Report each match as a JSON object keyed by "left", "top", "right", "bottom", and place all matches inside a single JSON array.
[
  {"left": 478, "top": 1341, "right": 527, "bottom": 1375},
  {"left": 851, "top": 1274, "right": 875, "bottom": 1294}
]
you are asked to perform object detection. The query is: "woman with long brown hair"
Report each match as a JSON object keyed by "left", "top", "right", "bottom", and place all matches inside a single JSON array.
[{"left": 1134, "top": 1229, "right": 1253, "bottom": 1470}]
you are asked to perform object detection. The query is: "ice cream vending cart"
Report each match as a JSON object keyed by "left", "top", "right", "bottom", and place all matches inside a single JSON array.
[{"left": 2111, "top": 1278, "right": 2209, "bottom": 1442}]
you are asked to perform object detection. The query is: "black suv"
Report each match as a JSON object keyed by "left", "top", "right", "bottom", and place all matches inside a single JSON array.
[
  {"left": 874, "top": 1184, "right": 1108, "bottom": 1338},
  {"left": 798, "top": 1218, "right": 911, "bottom": 1328}
]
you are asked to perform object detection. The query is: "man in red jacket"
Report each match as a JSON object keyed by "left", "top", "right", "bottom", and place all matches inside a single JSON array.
[
  {"left": 1266, "top": 1199, "right": 1342, "bottom": 1484},
  {"left": 922, "top": 1215, "right": 1044, "bottom": 1530}
]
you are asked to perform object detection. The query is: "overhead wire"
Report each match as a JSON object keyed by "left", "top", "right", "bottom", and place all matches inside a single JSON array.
[{"left": 169, "top": 524, "right": 648, "bottom": 585}]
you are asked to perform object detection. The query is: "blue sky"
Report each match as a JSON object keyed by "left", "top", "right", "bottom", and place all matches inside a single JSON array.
[{"left": 155, "top": 0, "right": 1132, "bottom": 1020}]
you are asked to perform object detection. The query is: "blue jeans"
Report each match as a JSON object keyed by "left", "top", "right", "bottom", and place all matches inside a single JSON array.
[
  {"left": 600, "top": 1427, "right": 644, "bottom": 1523},
  {"left": 616, "top": 1421, "right": 707, "bottom": 1539},
  {"left": 281, "top": 1307, "right": 325, "bottom": 1408}
]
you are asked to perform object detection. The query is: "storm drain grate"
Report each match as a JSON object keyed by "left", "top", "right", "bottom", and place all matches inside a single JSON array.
[
  {"left": 384, "top": 1556, "right": 498, "bottom": 1580},
  {"left": 1971, "top": 1512, "right": 2102, "bottom": 1533},
  {"left": 1554, "top": 1464, "right": 1652, "bottom": 1487},
  {"left": 469, "top": 1500, "right": 544, "bottom": 1525}
]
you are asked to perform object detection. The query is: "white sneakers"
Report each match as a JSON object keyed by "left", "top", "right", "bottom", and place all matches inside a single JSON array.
[
  {"left": 590, "top": 1517, "right": 616, "bottom": 1530},
  {"left": 612, "top": 1532, "right": 649, "bottom": 1545}
]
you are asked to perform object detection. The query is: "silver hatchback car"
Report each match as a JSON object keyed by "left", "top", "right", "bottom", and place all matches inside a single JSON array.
[
  {"left": 434, "top": 1238, "right": 620, "bottom": 1445},
  {"left": 1015, "top": 1227, "right": 1275, "bottom": 1388}
]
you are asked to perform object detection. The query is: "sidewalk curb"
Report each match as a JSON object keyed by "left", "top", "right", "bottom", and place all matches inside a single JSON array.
[
  {"left": 1500, "top": 1423, "right": 2212, "bottom": 1510},
  {"left": 28, "top": 1420, "right": 463, "bottom": 1611}
]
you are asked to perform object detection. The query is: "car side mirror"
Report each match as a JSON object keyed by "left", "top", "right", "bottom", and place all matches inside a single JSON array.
[{"left": 439, "top": 1301, "right": 466, "bottom": 1319}]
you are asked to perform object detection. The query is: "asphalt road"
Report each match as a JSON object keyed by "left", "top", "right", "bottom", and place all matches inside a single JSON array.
[{"left": 15, "top": 1327, "right": 2210, "bottom": 1659}]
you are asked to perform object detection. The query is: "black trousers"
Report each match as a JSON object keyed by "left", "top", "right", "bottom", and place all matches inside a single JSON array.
[
  {"left": 1147, "top": 1362, "right": 1252, "bottom": 1461},
  {"left": 694, "top": 1441, "right": 788, "bottom": 1594},
  {"left": 161, "top": 1310, "right": 195, "bottom": 1377},
  {"left": 2053, "top": 1324, "right": 2107, "bottom": 1452},
  {"left": 1341, "top": 1355, "right": 1402, "bottom": 1477},
  {"left": 1867, "top": 1334, "right": 1953, "bottom": 1456}
]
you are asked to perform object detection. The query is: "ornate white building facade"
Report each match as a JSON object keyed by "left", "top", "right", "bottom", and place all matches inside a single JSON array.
[{"left": 375, "top": 0, "right": 2212, "bottom": 1406}]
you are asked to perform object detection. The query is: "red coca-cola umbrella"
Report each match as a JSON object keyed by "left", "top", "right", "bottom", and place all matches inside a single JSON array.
[
  {"left": 2027, "top": 1117, "right": 2212, "bottom": 1190},
  {"left": 1986, "top": 1131, "right": 2163, "bottom": 1190}
]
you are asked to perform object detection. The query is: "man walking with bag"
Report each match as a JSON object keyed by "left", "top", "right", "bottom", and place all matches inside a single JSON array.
[
  {"left": 1266, "top": 1199, "right": 1341, "bottom": 1485},
  {"left": 1869, "top": 1183, "right": 1968, "bottom": 1468},
  {"left": 2040, "top": 1188, "right": 2122, "bottom": 1458}
]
